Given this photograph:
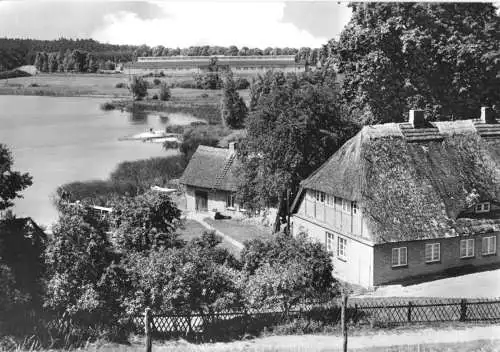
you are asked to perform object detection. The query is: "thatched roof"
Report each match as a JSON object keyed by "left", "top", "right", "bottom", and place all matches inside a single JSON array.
[
  {"left": 298, "top": 117, "right": 500, "bottom": 244},
  {"left": 179, "top": 145, "right": 238, "bottom": 192}
]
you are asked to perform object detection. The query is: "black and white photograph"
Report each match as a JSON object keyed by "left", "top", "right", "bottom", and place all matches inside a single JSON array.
[{"left": 0, "top": 0, "right": 499, "bottom": 351}]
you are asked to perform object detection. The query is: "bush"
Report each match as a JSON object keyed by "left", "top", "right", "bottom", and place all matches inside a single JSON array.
[
  {"left": 100, "top": 102, "right": 116, "bottom": 110},
  {"left": 110, "top": 155, "right": 187, "bottom": 195},
  {"left": 0, "top": 69, "right": 31, "bottom": 80},
  {"left": 159, "top": 82, "right": 171, "bottom": 101},
  {"left": 235, "top": 77, "right": 250, "bottom": 90},
  {"left": 179, "top": 125, "right": 230, "bottom": 160},
  {"left": 200, "top": 93, "right": 209, "bottom": 98},
  {"left": 165, "top": 124, "right": 185, "bottom": 134},
  {"left": 128, "top": 75, "right": 148, "bottom": 100},
  {"left": 153, "top": 78, "right": 161, "bottom": 86},
  {"left": 152, "top": 94, "right": 158, "bottom": 100},
  {"left": 115, "top": 82, "right": 126, "bottom": 88}
]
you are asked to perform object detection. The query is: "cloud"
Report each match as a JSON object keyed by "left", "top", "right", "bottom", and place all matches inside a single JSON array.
[
  {"left": 92, "top": 2, "right": 333, "bottom": 48},
  {"left": 282, "top": 2, "right": 352, "bottom": 40},
  {"left": 0, "top": 1, "right": 350, "bottom": 48},
  {"left": 0, "top": 1, "right": 165, "bottom": 39}
]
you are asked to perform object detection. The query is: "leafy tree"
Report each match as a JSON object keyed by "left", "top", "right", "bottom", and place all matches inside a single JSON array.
[
  {"left": 128, "top": 75, "right": 148, "bottom": 100},
  {"left": 44, "top": 209, "right": 126, "bottom": 328},
  {"left": 179, "top": 125, "right": 230, "bottom": 161},
  {"left": 221, "top": 72, "right": 248, "bottom": 129},
  {"left": 159, "top": 81, "right": 171, "bottom": 101},
  {"left": 241, "top": 232, "right": 336, "bottom": 313},
  {"left": 336, "top": 3, "right": 500, "bottom": 124},
  {"left": 110, "top": 191, "right": 182, "bottom": 253},
  {"left": 0, "top": 144, "right": 32, "bottom": 211},
  {"left": 123, "top": 232, "right": 240, "bottom": 319},
  {"left": 238, "top": 70, "right": 358, "bottom": 212}
]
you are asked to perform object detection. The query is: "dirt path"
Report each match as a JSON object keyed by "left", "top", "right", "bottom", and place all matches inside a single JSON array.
[{"left": 249, "top": 324, "right": 500, "bottom": 350}]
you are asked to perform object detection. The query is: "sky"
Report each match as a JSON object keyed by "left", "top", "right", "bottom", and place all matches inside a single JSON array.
[{"left": 0, "top": 1, "right": 353, "bottom": 48}]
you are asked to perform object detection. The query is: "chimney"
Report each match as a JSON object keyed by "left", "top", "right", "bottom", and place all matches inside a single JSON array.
[
  {"left": 480, "top": 106, "right": 496, "bottom": 124},
  {"left": 229, "top": 142, "right": 237, "bottom": 153},
  {"left": 409, "top": 109, "right": 426, "bottom": 128}
]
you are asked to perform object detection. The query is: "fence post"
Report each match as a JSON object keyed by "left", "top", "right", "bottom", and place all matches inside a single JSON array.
[
  {"left": 460, "top": 299, "right": 468, "bottom": 322},
  {"left": 407, "top": 301, "right": 413, "bottom": 323},
  {"left": 145, "top": 308, "right": 152, "bottom": 352},
  {"left": 341, "top": 294, "right": 348, "bottom": 352}
]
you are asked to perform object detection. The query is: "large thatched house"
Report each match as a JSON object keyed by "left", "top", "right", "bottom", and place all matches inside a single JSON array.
[
  {"left": 291, "top": 108, "right": 500, "bottom": 287},
  {"left": 179, "top": 143, "right": 244, "bottom": 214}
]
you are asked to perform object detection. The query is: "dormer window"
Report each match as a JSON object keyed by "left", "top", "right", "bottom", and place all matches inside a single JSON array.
[{"left": 475, "top": 202, "right": 490, "bottom": 213}]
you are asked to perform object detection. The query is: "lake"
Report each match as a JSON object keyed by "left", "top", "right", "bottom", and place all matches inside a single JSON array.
[{"left": 0, "top": 95, "right": 199, "bottom": 227}]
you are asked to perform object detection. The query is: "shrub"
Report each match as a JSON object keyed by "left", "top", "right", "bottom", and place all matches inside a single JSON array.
[
  {"left": 115, "top": 82, "right": 126, "bottom": 88},
  {"left": 165, "top": 124, "right": 185, "bottom": 134},
  {"left": 235, "top": 77, "right": 250, "bottom": 90},
  {"left": 152, "top": 94, "right": 158, "bottom": 100},
  {"left": 100, "top": 102, "right": 116, "bottom": 110},
  {"left": 159, "top": 82, "right": 171, "bottom": 101},
  {"left": 128, "top": 75, "right": 148, "bottom": 100},
  {"left": 179, "top": 125, "right": 230, "bottom": 160},
  {"left": 153, "top": 78, "right": 161, "bottom": 86},
  {"left": 200, "top": 93, "right": 209, "bottom": 98}
]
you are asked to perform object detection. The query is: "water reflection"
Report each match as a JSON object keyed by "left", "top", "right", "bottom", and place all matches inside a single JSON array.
[{"left": 129, "top": 110, "right": 149, "bottom": 124}]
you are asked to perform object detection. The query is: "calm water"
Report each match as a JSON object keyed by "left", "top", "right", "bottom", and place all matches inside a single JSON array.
[{"left": 0, "top": 96, "right": 199, "bottom": 226}]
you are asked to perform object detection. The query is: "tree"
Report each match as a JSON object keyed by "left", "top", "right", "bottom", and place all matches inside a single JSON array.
[
  {"left": 128, "top": 75, "right": 148, "bottom": 100},
  {"left": 44, "top": 209, "right": 126, "bottom": 329},
  {"left": 159, "top": 81, "right": 171, "bottom": 101},
  {"left": 336, "top": 3, "right": 500, "bottom": 124},
  {"left": 179, "top": 125, "right": 230, "bottom": 161},
  {"left": 240, "top": 232, "right": 336, "bottom": 313},
  {"left": 123, "top": 231, "right": 240, "bottom": 319},
  {"left": 238, "top": 70, "right": 358, "bottom": 212},
  {"left": 221, "top": 72, "right": 248, "bottom": 129},
  {"left": 0, "top": 144, "right": 32, "bottom": 211},
  {"left": 110, "top": 191, "right": 182, "bottom": 253}
]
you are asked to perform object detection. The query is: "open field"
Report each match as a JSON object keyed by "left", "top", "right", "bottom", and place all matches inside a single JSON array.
[
  {"left": 0, "top": 73, "right": 250, "bottom": 102},
  {"left": 58, "top": 324, "right": 500, "bottom": 352},
  {"left": 204, "top": 218, "right": 272, "bottom": 244},
  {"left": 360, "top": 268, "right": 500, "bottom": 299}
]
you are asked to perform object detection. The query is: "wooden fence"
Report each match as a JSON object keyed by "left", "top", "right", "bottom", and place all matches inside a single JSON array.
[{"left": 133, "top": 297, "right": 500, "bottom": 339}]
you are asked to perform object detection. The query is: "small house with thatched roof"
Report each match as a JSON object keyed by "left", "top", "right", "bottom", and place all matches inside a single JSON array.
[
  {"left": 291, "top": 108, "right": 500, "bottom": 288},
  {"left": 179, "top": 143, "right": 244, "bottom": 214}
]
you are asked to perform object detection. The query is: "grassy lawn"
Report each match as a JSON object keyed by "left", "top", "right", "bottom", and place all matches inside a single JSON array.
[
  {"left": 203, "top": 218, "right": 272, "bottom": 245},
  {"left": 178, "top": 219, "right": 242, "bottom": 257}
]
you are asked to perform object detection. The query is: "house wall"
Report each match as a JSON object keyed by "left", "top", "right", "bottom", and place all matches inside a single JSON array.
[
  {"left": 373, "top": 233, "right": 500, "bottom": 285},
  {"left": 184, "top": 186, "right": 244, "bottom": 215},
  {"left": 292, "top": 214, "right": 375, "bottom": 287}
]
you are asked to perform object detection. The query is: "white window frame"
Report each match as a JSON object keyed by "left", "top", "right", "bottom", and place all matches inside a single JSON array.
[
  {"left": 460, "top": 238, "right": 475, "bottom": 258},
  {"left": 392, "top": 247, "right": 407, "bottom": 267},
  {"left": 226, "top": 193, "right": 235, "bottom": 209},
  {"left": 325, "top": 232, "right": 335, "bottom": 256},
  {"left": 482, "top": 236, "right": 497, "bottom": 256},
  {"left": 425, "top": 243, "right": 441, "bottom": 263},
  {"left": 337, "top": 236, "right": 347, "bottom": 260},
  {"left": 342, "top": 199, "right": 349, "bottom": 212},
  {"left": 475, "top": 202, "right": 491, "bottom": 213}
]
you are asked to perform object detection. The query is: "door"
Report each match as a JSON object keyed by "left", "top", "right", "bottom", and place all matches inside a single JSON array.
[{"left": 195, "top": 191, "right": 208, "bottom": 212}]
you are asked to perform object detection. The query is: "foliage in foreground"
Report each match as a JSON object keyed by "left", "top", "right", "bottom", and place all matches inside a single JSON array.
[
  {"left": 0, "top": 144, "right": 33, "bottom": 211},
  {"left": 335, "top": 2, "right": 500, "bottom": 124}
]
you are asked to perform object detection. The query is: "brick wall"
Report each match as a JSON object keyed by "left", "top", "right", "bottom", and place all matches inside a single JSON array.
[{"left": 373, "top": 233, "right": 500, "bottom": 285}]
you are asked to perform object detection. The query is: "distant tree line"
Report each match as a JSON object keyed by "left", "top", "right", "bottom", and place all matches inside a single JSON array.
[
  {"left": 33, "top": 49, "right": 120, "bottom": 73},
  {"left": 0, "top": 38, "right": 134, "bottom": 71},
  {"left": 0, "top": 37, "right": 325, "bottom": 71}
]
